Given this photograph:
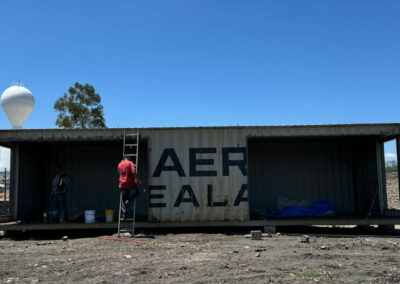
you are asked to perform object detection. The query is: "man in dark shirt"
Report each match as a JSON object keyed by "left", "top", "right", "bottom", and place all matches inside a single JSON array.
[{"left": 52, "top": 165, "right": 70, "bottom": 223}]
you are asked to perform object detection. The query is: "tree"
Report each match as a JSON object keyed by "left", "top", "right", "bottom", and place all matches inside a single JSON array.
[{"left": 54, "top": 82, "right": 106, "bottom": 128}]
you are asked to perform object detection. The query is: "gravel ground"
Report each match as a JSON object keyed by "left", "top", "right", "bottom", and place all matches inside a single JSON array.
[
  {"left": 386, "top": 172, "right": 400, "bottom": 210},
  {"left": 1, "top": 173, "right": 400, "bottom": 283},
  {"left": 1, "top": 231, "right": 400, "bottom": 283}
]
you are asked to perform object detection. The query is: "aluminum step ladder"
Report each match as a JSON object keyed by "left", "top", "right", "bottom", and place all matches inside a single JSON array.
[{"left": 117, "top": 130, "right": 140, "bottom": 237}]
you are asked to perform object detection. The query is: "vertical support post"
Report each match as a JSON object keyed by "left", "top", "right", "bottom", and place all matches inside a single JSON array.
[
  {"left": 117, "top": 192, "right": 122, "bottom": 238},
  {"left": 396, "top": 136, "right": 400, "bottom": 203},
  {"left": 136, "top": 130, "right": 139, "bottom": 174},
  {"left": 4, "top": 168, "right": 6, "bottom": 200},
  {"left": 132, "top": 130, "right": 139, "bottom": 237},
  {"left": 246, "top": 136, "right": 250, "bottom": 221},
  {"left": 132, "top": 198, "right": 136, "bottom": 236},
  {"left": 376, "top": 140, "right": 387, "bottom": 215},
  {"left": 122, "top": 130, "right": 126, "bottom": 157},
  {"left": 12, "top": 145, "right": 19, "bottom": 219},
  {"left": 3, "top": 168, "right": 6, "bottom": 214}
]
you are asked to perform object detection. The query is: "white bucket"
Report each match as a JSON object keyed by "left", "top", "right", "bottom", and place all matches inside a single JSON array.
[
  {"left": 85, "top": 210, "right": 95, "bottom": 224},
  {"left": 105, "top": 209, "right": 114, "bottom": 223}
]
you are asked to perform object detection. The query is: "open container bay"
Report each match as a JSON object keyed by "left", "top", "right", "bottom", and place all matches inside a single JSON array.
[{"left": 0, "top": 123, "right": 400, "bottom": 232}]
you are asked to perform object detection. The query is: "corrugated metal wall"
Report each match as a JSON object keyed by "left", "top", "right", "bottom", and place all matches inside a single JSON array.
[
  {"left": 14, "top": 127, "right": 382, "bottom": 222},
  {"left": 17, "top": 142, "right": 148, "bottom": 220},
  {"left": 247, "top": 138, "right": 380, "bottom": 217},
  {"left": 144, "top": 129, "right": 382, "bottom": 222},
  {"left": 352, "top": 139, "right": 380, "bottom": 215},
  {"left": 147, "top": 128, "right": 249, "bottom": 222},
  {"left": 248, "top": 139, "right": 355, "bottom": 216},
  {"left": 17, "top": 144, "right": 45, "bottom": 220}
]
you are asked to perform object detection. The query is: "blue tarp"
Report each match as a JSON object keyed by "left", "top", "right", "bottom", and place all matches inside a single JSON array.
[{"left": 263, "top": 200, "right": 337, "bottom": 218}]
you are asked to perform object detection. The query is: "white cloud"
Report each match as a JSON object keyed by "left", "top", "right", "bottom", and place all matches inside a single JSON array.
[
  {"left": 385, "top": 152, "right": 397, "bottom": 161},
  {"left": 0, "top": 147, "right": 10, "bottom": 171}
]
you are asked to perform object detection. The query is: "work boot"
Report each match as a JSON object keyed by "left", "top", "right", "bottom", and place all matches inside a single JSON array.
[{"left": 120, "top": 209, "right": 126, "bottom": 221}]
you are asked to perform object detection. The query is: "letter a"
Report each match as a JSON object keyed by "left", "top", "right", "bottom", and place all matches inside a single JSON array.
[{"left": 153, "top": 148, "right": 186, "bottom": 177}]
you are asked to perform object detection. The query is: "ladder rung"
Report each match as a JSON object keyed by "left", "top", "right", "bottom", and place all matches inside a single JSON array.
[
  {"left": 125, "top": 133, "right": 138, "bottom": 137},
  {"left": 124, "top": 144, "right": 137, "bottom": 147},
  {"left": 124, "top": 154, "right": 137, "bottom": 157}
]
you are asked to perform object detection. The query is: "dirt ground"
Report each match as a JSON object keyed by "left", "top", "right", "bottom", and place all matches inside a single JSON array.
[
  {"left": 1, "top": 174, "right": 400, "bottom": 283},
  {"left": 386, "top": 171, "right": 400, "bottom": 210},
  {"left": 1, "top": 229, "right": 400, "bottom": 284}
]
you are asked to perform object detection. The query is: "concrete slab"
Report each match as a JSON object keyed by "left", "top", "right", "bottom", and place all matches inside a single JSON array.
[
  {"left": 0, "top": 220, "right": 266, "bottom": 231},
  {"left": 264, "top": 217, "right": 400, "bottom": 226}
]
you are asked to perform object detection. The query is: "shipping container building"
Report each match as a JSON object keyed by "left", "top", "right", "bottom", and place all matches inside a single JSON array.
[{"left": 1, "top": 123, "right": 400, "bottom": 229}]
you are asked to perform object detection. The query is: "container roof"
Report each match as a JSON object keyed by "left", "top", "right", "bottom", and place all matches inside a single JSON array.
[{"left": 0, "top": 123, "right": 399, "bottom": 145}]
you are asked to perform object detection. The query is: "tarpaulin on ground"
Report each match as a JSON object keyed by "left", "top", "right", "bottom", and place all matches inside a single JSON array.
[{"left": 263, "top": 200, "right": 337, "bottom": 218}]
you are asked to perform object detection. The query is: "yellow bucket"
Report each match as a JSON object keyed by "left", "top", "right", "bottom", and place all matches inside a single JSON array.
[{"left": 105, "top": 210, "right": 114, "bottom": 222}]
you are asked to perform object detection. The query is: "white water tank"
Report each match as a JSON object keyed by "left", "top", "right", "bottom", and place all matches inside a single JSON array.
[{"left": 1, "top": 83, "right": 35, "bottom": 129}]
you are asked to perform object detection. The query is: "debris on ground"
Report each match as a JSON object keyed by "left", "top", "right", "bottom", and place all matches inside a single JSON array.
[
  {"left": 36, "top": 242, "right": 53, "bottom": 246},
  {"left": 134, "top": 233, "right": 155, "bottom": 239},
  {"left": 244, "top": 232, "right": 275, "bottom": 239},
  {"left": 251, "top": 230, "right": 262, "bottom": 240},
  {"left": 102, "top": 237, "right": 143, "bottom": 245},
  {"left": 255, "top": 247, "right": 266, "bottom": 252},
  {"left": 387, "top": 240, "right": 399, "bottom": 246},
  {"left": 300, "top": 235, "right": 310, "bottom": 243},
  {"left": 1, "top": 232, "right": 400, "bottom": 282}
]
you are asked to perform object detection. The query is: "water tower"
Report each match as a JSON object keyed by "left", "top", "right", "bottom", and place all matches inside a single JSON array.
[{"left": 1, "top": 82, "right": 35, "bottom": 129}]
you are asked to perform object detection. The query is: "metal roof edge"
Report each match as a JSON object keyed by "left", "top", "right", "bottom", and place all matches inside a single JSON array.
[{"left": 1, "top": 122, "right": 400, "bottom": 133}]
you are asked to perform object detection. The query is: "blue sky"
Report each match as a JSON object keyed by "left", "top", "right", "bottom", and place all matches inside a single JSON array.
[{"left": 0, "top": 0, "right": 399, "bottom": 166}]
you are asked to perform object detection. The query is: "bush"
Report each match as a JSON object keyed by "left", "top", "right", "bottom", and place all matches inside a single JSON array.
[{"left": 386, "top": 160, "right": 398, "bottom": 173}]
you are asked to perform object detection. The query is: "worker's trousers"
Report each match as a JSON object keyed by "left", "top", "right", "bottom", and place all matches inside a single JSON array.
[
  {"left": 119, "top": 186, "right": 139, "bottom": 214},
  {"left": 54, "top": 193, "right": 67, "bottom": 222}
]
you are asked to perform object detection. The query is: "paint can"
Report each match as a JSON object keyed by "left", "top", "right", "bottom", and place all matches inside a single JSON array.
[
  {"left": 105, "top": 209, "right": 114, "bottom": 222},
  {"left": 85, "top": 210, "right": 95, "bottom": 224}
]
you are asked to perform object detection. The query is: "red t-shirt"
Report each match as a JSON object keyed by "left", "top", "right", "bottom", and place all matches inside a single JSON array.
[{"left": 118, "top": 160, "right": 136, "bottom": 188}]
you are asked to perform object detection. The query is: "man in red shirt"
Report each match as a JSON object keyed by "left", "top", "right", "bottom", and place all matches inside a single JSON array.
[{"left": 118, "top": 155, "right": 139, "bottom": 219}]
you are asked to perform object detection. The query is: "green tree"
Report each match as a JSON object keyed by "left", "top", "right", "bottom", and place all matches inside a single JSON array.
[{"left": 54, "top": 82, "right": 106, "bottom": 128}]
